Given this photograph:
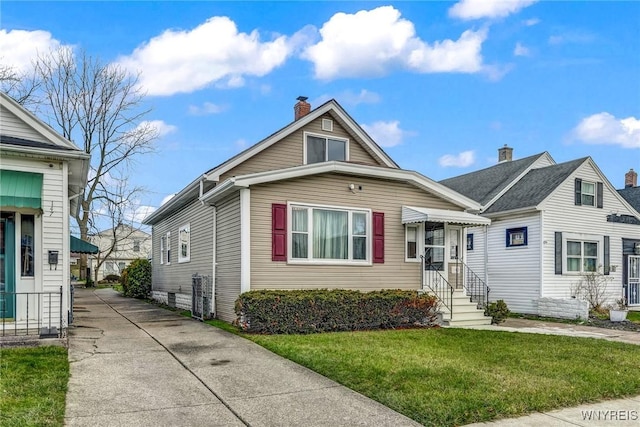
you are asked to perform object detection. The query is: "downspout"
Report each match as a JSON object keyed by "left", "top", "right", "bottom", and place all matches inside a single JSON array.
[
  {"left": 211, "top": 206, "right": 217, "bottom": 318},
  {"left": 483, "top": 225, "right": 489, "bottom": 293}
]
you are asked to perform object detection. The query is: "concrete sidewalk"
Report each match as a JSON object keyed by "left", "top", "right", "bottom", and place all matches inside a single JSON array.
[{"left": 65, "top": 288, "right": 420, "bottom": 427}]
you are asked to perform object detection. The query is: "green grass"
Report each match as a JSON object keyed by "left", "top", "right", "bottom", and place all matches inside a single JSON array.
[
  {"left": 0, "top": 346, "right": 69, "bottom": 427},
  {"left": 244, "top": 328, "right": 640, "bottom": 426},
  {"left": 628, "top": 311, "right": 640, "bottom": 323}
]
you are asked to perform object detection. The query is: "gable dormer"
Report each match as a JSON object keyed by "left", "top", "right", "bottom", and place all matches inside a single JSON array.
[{"left": 214, "top": 98, "right": 396, "bottom": 183}]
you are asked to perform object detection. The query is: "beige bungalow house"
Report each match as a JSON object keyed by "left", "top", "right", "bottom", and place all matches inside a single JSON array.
[
  {"left": 143, "top": 98, "right": 492, "bottom": 326},
  {"left": 1, "top": 92, "right": 90, "bottom": 337}
]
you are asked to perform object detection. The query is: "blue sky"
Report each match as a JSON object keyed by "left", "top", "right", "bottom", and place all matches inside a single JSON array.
[{"left": 2, "top": 1, "right": 639, "bottom": 222}]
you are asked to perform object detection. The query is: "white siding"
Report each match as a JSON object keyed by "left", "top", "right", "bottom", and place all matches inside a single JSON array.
[
  {"left": 1, "top": 156, "right": 68, "bottom": 324},
  {"left": 465, "top": 226, "right": 487, "bottom": 283},
  {"left": 485, "top": 213, "right": 541, "bottom": 314},
  {"left": 0, "top": 107, "right": 51, "bottom": 143},
  {"left": 539, "top": 161, "right": 640, "bottom": 307}
]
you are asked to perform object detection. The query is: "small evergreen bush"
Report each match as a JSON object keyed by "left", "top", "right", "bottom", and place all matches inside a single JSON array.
[
  {"left": 121, "top": 259, "right": 151, "bottom": 299},
  {"left": 235, "top": 289, "right": 439, "bottom": 334},
  {"left": 485, "top": 300, "right": 510, "bottom": 324}
]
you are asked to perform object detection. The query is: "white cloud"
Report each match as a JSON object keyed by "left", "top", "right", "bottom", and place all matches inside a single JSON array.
[
  {"left": 0, "top": 29, "right": 65, "bottom": 73},
  {"left": 407, "top": 28, "right": 487, "bottom": 73},
  {"left": 340, "top": 89, "right": 381, "bottom": 106},
  {"left": 361, "top": 120, "right": 407, "bottom": 147},
  {"left": 524, "top": 18, "right": 540, "bottom": 26},
  {"left": 129, "top": 205, "right": 156, "bottom": 224},
  {"left": 234, "top": 139, "right": 247, "bottom": 150},
  {"left": 117, "top": 16, "right": 293, "bottom": 96},
  {"left": 188, "top": 102, "right": 226, "bottom": 115},
  {"left": 572, "top": 112, "right": 640, "bottom": 149},
  {"left": 137, "top": 120, "right": 177, "bottom": 138},
  {"left": 548, "top": 31, "right": 595, "bottom": 46},
  {"left": 302, "top": 6, "right": 489, "bottom": 80},
  {"left": 449, "top": 0, "right": 538, "bottom": 21},
  {"left": 439, "top": 150, "right": 476, "bottom": 167},
  {"left": 514, "top": 42, "right": 530, "bottom": 56}
]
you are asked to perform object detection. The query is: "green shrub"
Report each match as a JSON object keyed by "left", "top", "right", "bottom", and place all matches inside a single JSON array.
[
  {"left": 485, "top": 300, "right": 510, "bottom": 324},
  {"left": 121, "top": 259, "right": 151, "bottom": 299},
  {"left": 234, "top": 289, "right": 439, "bottom": 334}
]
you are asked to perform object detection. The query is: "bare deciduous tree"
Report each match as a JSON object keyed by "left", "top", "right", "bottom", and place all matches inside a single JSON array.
[
  {"left": 34, "top": 48, "right": 157, "bottom": 279},
  {"left": 0, "top": 63, "right": 40, "bottom": 107}
]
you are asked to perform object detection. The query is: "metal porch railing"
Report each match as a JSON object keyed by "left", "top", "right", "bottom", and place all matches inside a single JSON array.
[
  {"left": 458, "top": 258, "right": 490, "bottom": 309},
  {"left": 1, "top": 286, "right": 64, "bottom": 338},
  {"left": 421, "top": 255, "right": 454, "bottom": 316},
  {"left": 624, "top": 282, "right": 639, "bottom": 306}
]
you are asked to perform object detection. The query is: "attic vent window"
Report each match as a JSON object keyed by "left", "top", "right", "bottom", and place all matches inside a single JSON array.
[{"left": 322, "top": 118, "right": 333, "bottom": 132}]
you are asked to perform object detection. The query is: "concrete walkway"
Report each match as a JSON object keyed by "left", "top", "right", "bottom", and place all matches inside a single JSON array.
[{"left": 64, "top": 288, "right": 420, "bottom": 427}]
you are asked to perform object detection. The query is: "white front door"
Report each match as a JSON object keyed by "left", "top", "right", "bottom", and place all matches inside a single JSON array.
[{"left": 447, "top": 226, "right": 464, "bottom": 289}]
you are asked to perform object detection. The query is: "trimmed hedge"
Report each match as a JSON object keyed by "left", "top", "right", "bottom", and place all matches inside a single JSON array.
[{"left": 235, "top": 289, "right": 439, "bottom": 334}]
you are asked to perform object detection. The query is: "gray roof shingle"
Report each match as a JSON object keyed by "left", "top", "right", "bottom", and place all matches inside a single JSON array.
[
  {"left": 618, "top": 187, "right": 640, "bottom": 213},
  {"left": 483, "top": 157, "right": 587, "bottom": 214},
  {"left": 439, "top": 152, "right": 547, "bottom": 205}
]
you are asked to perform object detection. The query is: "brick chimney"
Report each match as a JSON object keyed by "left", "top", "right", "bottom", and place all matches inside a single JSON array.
[
  {"left": 294, "top": 96, "right": 311, "bottom": 120},
  {"left": 625, "top": 168, "right": 637, "bottom": 188},
  {"left": 498, "top": 144, "right": 513, "bottom": 163}
]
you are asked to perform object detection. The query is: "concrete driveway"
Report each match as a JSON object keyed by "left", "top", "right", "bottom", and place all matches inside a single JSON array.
[{"left": 65, "top": 288, "right": 420, "bottom": 427}]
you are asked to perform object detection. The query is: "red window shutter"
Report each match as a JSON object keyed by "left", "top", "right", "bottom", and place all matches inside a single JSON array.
[
  {"left": 373, "top": 212, "right": 384, "bottom": 263},
  {"left": 272, "top": 203, "right": 287, "bottom": 261}
]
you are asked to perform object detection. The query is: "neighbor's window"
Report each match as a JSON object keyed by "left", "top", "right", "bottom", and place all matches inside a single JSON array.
[
  {"left": 305, "top": 134, "right": 347, "bottom": 164},
  {"left": 567, "top": 240, "right": 598, "bottom": 273},
  {"left": 165, "top": 232, "right": 171, "bottom": 264},
  {"left": 21, "top": 214, "right": 35, "bottom": 277},
  {"left": 506, "top": 227, "right": 527, "bottom": 247},
  {"left": 424, "top": 222, "right": 445, "bottom": 271},
  {"left": 290, "top": 204, "right": 369, "bottom": 263},
  {"left": 467, "top": 233, "right": 474, "bottom": 251},
  {"left": 406, "top": 224, "right": 419, "bottom": 260},
  {"left": 133, "top": 239, "right": 140, "bottom": 252},
  {"left": 581, "top": 181, "right": 595, "bottom": 206},
  {"left": 178, "top": 224, "right": 190, "bottom": 263},
  {"left": 160, "top": 235, "right": 165, "bottom": 264}
]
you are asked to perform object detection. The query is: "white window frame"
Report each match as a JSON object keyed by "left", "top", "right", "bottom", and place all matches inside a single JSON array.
[
  {"left": 562, "top": 233, "right": 602, "bottom": 275},
  {"left": 165, "top": 231, "right": 171, "bottom": 265},
  {"left": 405, "top": 224, "right": 421, "bottom": 262},
  {"left": 321, "top": 118, "right": 333, "bottom": 132},
  {"left": 303, "top": 131, "right": 349, "bottom": 165},
  {"left": 178, "top": 224, "right": 190, "bottom": 263},
  {"left": 160, "top": 235, "right": 165, "bottom": 265},
  {"left": 581, "top": 181, "right": 596, "bottom": 206},
  {"left": 287, "top": 202, "right": 371, "bottom": 265}
]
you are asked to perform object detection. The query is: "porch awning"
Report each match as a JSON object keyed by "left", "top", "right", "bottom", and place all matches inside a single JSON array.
[
  {"left": 401, "top": 206, "right": 491, "bottom": 226},
  {"left": 0, "top": 170, "right": 43, "bottom": 209},
  {"left": 70, "top": 235, "right": 99, "bottom": 254}
]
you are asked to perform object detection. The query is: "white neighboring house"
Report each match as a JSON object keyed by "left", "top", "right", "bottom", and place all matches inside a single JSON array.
[
  {"left": 441, "top": 146, "right": 640, "bottom": 318},
  {"left": 89, "top": 224, "right": 151, "bottom": 281},
  {"left": 0, "top": 92, "right": 90, "bottom": 336}
]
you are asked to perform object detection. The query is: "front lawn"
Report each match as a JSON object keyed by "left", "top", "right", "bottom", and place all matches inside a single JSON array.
[
  {"left": 247, "top": 328, "right": 640, "bottom": 426},
  {"left": 0, "top": 346, "right": 69, "bottom": 427}
]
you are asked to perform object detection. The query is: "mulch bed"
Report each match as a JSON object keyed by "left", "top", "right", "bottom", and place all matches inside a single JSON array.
[{"left": 585, "top": 316, "right": 640, "bottom": 332}]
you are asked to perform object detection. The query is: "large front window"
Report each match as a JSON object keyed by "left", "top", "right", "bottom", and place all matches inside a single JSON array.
[
  {"left": 305, "top": 134, "right": 347, "bottom": 164},
  {"left": 290, "top": 204, "right": 369, "bottom": 263},
  {"left": 567, "top": 240, "right": 598, "bottom": 272}
]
